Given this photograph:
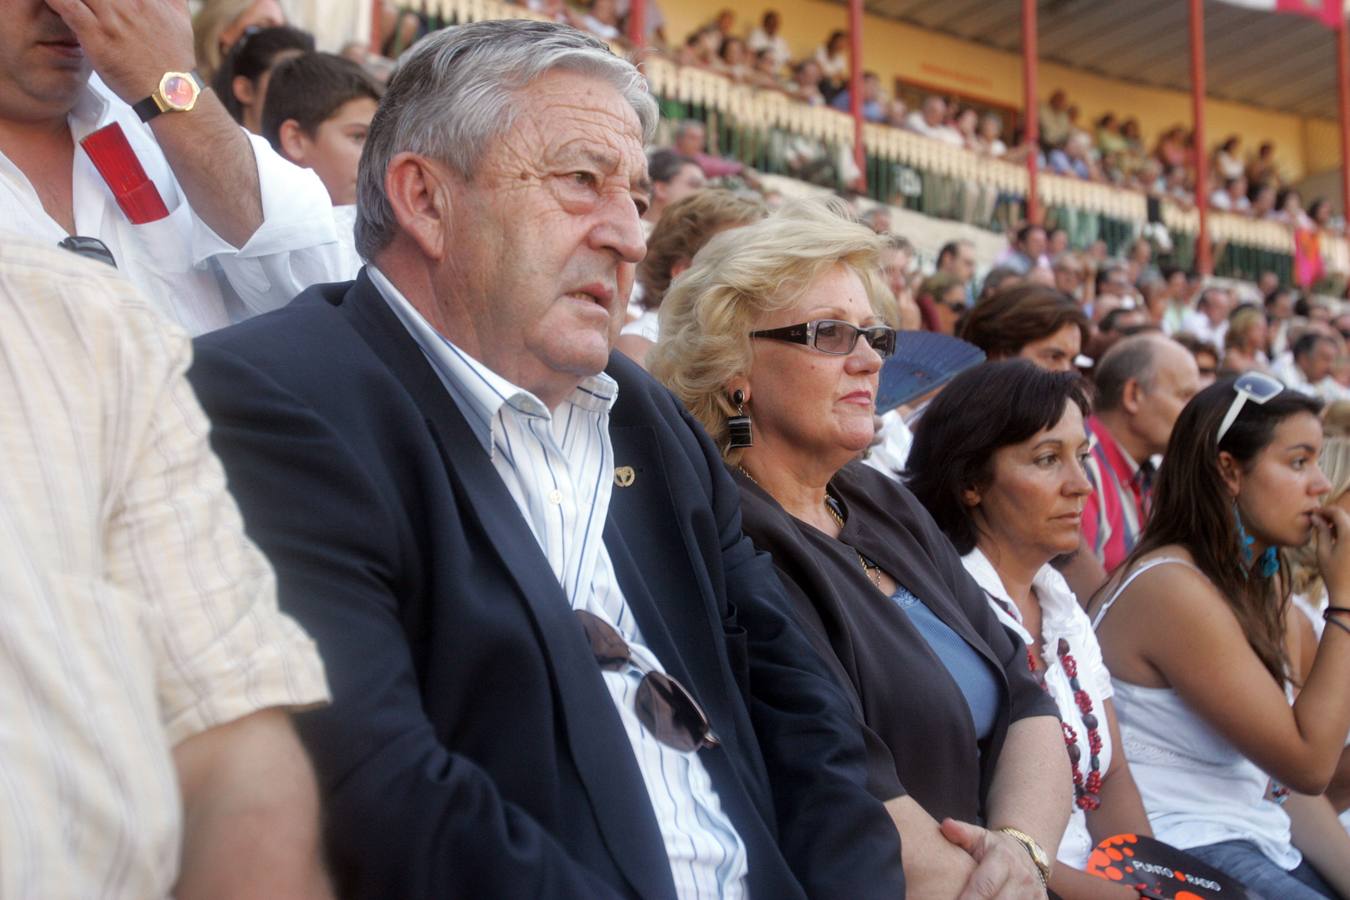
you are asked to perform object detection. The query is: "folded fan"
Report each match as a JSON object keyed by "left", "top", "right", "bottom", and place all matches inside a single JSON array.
[
  {"left": 876, "top": 332, "right": 985, "bottom": 414},
  {"left": 1085, "top": 833, "right": 1257, "bottom": 899}
]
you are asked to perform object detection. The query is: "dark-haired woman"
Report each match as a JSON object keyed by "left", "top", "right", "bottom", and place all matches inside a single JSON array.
[
  {"left": 958, "top": 284, "right": 1089, "bottom": 374},
  {"left": 908, "top": 360, "right": 1153, "bottom": 900},
  {"left": 1089, "top": 373, "right": 1350, "bottom": 898},
  {"left": 212, "top": 24, "right": 315, "bottom": 134}
]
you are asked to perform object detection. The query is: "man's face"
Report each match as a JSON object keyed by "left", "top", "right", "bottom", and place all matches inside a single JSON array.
[
  {"left": 1133, "top": 342, "right": 1200, "bottom": 457},
  {"left": 651, "top": 161, "right": 705, "bottom": 217},
  {"left": 436, "top": 71, "right": 649, "bottom": 403},
  {"left": 0, "top": 1, "right": 91, "bottom": 123},
  {"left": 1203, "top": 290, "right": 1231, "bottom": 326},
  {"left": 923, "top": 98, "right": 944, "bottom": 126},
  {"left": 674, "top": 123, "right": 705, "bottom": 157},
  {"left": 863, "top": 75, "right": 881, "bottom": 102},
  {"left": 1301, "top": 341, "right": 1337, "bottom": 382},
  {"left": 942, "top": 244, "right": 975, "bottom": 284},
  {"left": 879, "top": 247, "right": 909, "bottom": 298},
  {"left": 1022, "top": 227, "right": 1047, "bottom": 258},
  {"left": 1100, "top": 269, "right": 1131, "bottom": 298},
  {"left": 1054, "top": 264, "right": 1083, "bottom": 299},
  {"left": 287, "top": 96, "right": 377, "bottom": 207}
]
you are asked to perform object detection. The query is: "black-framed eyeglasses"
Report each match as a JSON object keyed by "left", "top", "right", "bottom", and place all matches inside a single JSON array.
[
  {"left": 57, "top": 235, "right": 116, "bottom": 269},
  {"left": 749, "top": 319, "right": 897, "bottom": 358},
  {"left": 574, "top": 609, "right": 721, "bottom": 753}
]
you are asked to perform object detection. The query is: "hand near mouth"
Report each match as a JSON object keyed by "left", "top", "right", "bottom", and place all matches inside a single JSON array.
[{"left": 45, "top": 0, "right": 195, "bottom": 104}]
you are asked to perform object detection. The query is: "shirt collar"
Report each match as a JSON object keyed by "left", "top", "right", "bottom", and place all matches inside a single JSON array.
[
  {"left": 961, "top": 547, "right": 1080, "bottom": 634},
  {"left": 68, "top": 75, "right": 117, "bottom": 141},
  {"left": 1087, "top": 414, "right": 1141, "bottom": 479},
  {"left": 367, "top": 265, "right": 618, "bottom": 455}
]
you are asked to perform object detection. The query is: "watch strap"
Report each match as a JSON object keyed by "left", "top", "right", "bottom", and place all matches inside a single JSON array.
[
  {"left": 133, "top": 71, "right": 206, "bottom": 123},
  {"left": 132, "top": 94, "right": 161, "bottom": 123}
]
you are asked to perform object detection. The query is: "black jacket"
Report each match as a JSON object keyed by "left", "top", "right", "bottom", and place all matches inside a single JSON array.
[
  {"left": 188, "top": 271, "right": 904, "bottom": 899},
  {"left": 736, "top": 462, "right": 1060, "bottom": 825}
]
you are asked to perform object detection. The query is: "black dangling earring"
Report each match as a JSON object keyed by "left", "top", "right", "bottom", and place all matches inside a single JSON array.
[{"left": 727, "top": 389, "right": 753, "bottom": 449}]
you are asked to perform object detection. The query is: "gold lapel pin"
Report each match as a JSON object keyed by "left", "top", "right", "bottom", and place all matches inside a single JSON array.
[{"left": 614, "top": 466, "right": 636, "bottom": 487}]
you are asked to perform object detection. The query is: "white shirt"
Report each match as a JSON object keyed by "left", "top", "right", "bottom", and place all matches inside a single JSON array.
[
  {"left": 620, "top": 307, "right": 661, "bottom": 341},
  {"left": 0, "top": 75, "right": 359, "bottom": 336},
  {"left": 0, "top": 238, "right": 330, "bottom": 899},
  {"left": 962, "top": 549, "right": 1114, "bottom": 870},
  {"left": 862, "top": 408, "right": 913, "bottom": 480},
  {"left": 369, "top": 267, "right": 748, "bottom": 899},
  {"left": 903, "top": 112, "right": 965, "bottom": 147},
  {"left": 1180, "top": 309, "right": 1227, "bottom": 348},
  {"left": 1272, "top": 355, "right": 1350, "bottom": 404},
  {"left": 747, "top": 28, "right": 791, "bottom": 67}
]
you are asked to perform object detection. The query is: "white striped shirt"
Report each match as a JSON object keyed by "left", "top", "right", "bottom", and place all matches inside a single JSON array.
[
  {"left": 371, "top": 267, "right": 748, "bottom": 899},
  {"left": 0, "top": 238, "right": 330, "bottom": 899}
]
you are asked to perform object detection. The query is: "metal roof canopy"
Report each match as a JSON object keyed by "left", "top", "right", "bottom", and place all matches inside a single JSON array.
[{"left": 867, "top": 0, "right": 1339, "bottom": 121}]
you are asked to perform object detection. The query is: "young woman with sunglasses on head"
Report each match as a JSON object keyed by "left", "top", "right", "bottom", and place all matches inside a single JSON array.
[
  {"left": 651, "top": 200, "right": 1070, "bottom": 899},
  {"left": 1088, "top": 372, "right": 1350, "bottom": 899}
]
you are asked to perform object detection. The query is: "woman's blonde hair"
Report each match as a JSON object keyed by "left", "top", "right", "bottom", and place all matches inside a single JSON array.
[
  {"left": 648, "top": 197, "right": 890, "bottom": 461},
  {"left": 1289, "top": 436, "right": 1350, "bottom": 599},
  {"left": 193, "top": 0, "right": 260, "bottom": 81},
  {"left": 1224, "top": 305, "right": 1265, "bottom": 352}
]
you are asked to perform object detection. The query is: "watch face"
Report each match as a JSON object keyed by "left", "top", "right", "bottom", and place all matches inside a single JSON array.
[{"left": 162, "top": 74, "right": 196, "bottom": 110}]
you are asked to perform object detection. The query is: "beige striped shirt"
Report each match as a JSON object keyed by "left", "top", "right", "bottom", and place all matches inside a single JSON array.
[{"left": 0, "top": 238, "right": 330, "bottom": 899}]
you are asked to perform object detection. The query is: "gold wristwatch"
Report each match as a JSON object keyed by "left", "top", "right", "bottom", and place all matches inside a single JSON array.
[
  {"left": 133, "top": 71, "right": 206, "bottom": 123},
  {"left": 997, "top": 826, "right": 1052, "bottom": 889}
]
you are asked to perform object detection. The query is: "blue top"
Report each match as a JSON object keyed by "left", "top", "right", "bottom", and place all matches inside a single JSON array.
[{"left": 892, "top": 585, "right": 999, "bottom": 742}]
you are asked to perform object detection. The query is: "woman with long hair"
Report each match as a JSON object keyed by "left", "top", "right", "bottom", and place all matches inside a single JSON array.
[{"left": 1089, "top": 373, "right": 1350, "bottom": 897}]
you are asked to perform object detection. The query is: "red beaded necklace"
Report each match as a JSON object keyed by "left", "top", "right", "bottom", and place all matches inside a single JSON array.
[{"left": 1029, "top": 638, "right": 1103, "bottom": 812}]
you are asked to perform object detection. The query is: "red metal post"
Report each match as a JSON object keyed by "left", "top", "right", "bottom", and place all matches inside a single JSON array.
[
  {"left": 1337, "top": 17, "right": 1350, "bottom": 227},
  {"left": 1190, "top": 0, "right": 1212, "bottom": 275},
  {"left": 370, "top": 0, "right": 384, "bottom": 55},
  {"left": 627, "top": 0, "right": 647, "bottom": 50},
  {"left": 848, "top": 0, "right": 866, "bottom": 191},
  {"left": 1021, "top": 0, "right": 1040, "bottom": 224}
]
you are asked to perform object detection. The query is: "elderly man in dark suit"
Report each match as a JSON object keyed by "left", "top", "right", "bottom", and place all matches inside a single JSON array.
[{"left": 187, "top": 19, "right": 904, "bottom": 900}]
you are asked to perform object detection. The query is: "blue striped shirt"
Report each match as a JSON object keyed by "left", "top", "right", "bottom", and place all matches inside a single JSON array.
[{"left": 370, "top": 268, "right": 748, "bottom": 898}]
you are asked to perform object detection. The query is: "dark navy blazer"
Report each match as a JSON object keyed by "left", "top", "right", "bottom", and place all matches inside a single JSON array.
[{"left": 188, "top": 271, "right": 904, "bottom": 899}]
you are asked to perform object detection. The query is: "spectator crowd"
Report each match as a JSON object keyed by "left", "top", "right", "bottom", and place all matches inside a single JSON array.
[{"left": 11, "top": 1, "right": 1350, "bottom": 899}]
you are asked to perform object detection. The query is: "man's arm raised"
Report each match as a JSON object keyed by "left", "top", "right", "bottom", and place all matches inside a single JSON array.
[{"left": 47, "top": 0, "right": 265, "bottom": 248}]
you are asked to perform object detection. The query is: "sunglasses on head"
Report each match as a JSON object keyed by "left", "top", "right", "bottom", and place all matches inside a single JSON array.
[
  {"left": 1216, "top": 372, "right": 1283, "bottom": 443},
  {"left": 574, "top": 609, "right": 720, "bottom": 753},
  {"left": 749, "top": 318, "right": 897, "bottom": 358}
]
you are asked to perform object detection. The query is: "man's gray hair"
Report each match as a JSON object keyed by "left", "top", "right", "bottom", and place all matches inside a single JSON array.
[
  {"left": 354, "top": 20, "right": 659, "bottom": 260},
  {"left": 1094, "top": 333, "right": 1169, "bottom": 412}
]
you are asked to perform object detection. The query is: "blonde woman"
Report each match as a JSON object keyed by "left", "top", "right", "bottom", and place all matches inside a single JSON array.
[
  {"left": 1222, "top": 305, "right": 1271, "bottom": 376},
  {"left": 651, "top": 200, "right": 1069, "bottom": 899}
]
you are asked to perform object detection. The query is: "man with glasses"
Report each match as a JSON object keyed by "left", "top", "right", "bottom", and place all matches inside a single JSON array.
[
  {"left": 1, "top": 0, "right": 354, "bottom": 335},
  {"left": 188, "top": 21, "right": 903, "bottom": 899}
]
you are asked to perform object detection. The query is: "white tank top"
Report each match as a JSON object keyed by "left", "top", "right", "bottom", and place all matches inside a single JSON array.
[{"left": 1092, "top": 558, "right": 1301, "bottom": 870}]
